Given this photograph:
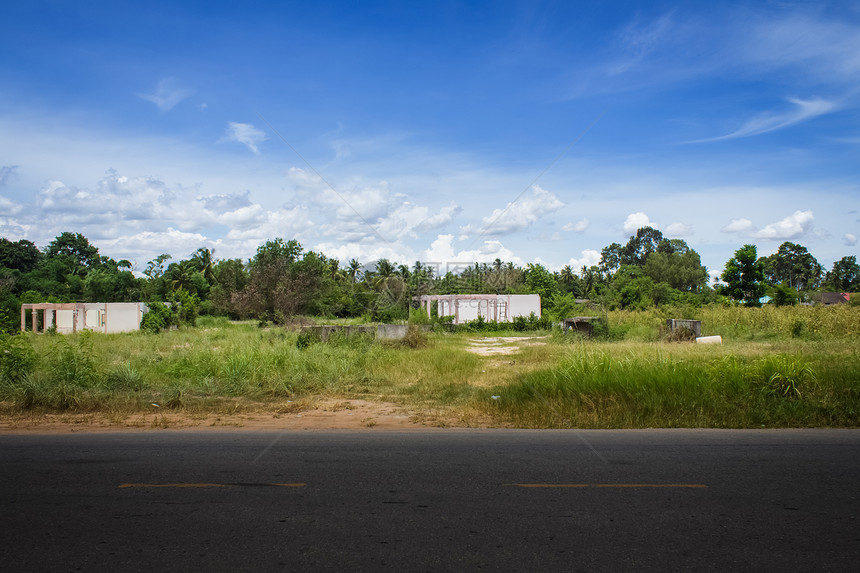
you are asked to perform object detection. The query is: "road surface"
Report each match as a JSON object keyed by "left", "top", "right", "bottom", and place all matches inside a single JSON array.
[{"left": 1, "top": 429, "right": 857, "bottom": 571}]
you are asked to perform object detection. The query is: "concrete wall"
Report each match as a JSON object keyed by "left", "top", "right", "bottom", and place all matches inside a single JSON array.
[
  {"left": 22, "top": 302, "right": 147, "bottom": 334},
  {"left": 507, "top": 294, "right": 541, "bottom": 321},
  {"left": 423, "top": 294, "right": 541, "bottom": 324}
]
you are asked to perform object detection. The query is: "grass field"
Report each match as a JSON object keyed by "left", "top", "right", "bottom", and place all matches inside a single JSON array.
[{"left": 1, "top": 306, "right": 858, "bottom": 428}]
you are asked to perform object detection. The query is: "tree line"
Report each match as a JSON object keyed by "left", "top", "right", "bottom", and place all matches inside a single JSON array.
[{"left": 1, "top": 228, "right": 857, "bottom": 332}]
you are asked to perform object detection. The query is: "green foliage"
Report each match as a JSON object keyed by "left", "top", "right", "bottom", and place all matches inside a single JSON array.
[
  {"left": 296, "top": 330, "right": 321, "bottom": 350},
  {"left": 760, "top": 242, "right": 822, "bottom": 291},
  {"left": 523, "top": 263, "right": 558, "bottom": 307},
  {"left": 751, "top": 355, "right": 814, "bottom": 399},
  {"left": 771, "top": 283, "right": 799, "bottom": 306},
  {"left": 140, "top": 302, "right": 172, "bottom": 333},
  {"left": 721, "top": 244, "right": 766, "bottom": 306},
  {"left": 0, "top": 333, "right": 36, "bottom": 384},
  {"left": 169, "top": 289, "right": 200, "bottom": 327},
  {"left": 825, "top": 255, "right": 859, "bottom": 291}
]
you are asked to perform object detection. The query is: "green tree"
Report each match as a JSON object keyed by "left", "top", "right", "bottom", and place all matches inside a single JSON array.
[
  {"left": 190, "top": 248, "right": 216, "bottom": 284},
  {"left": 761, "top": 242, "right": 822, "bottom": 291},
  {"left": 621, "top": 226, "right": 664, "bottom": 267},
  {"left": 824, "top": 256, "right": 859, "bottom": 291},
  {"left": 721, "top": 244, "right": 766, "bottom": 306},
  {"left": 144, "top": 254, "right": 172, "bottom": 279},
  {"left": 45, "top": 232, "right": 100, "bottom": 270},
  {"left": 0, "top": 238, "right": 41, "bottom": 273},
  {"left": 524, "top": 263, "right": 558, "bottom": 310},
  {"left": 643, "top": 249, "right": 708, "bottom": 291}
]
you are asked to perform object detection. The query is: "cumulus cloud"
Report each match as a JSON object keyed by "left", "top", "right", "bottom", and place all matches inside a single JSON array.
[
  {"left": 222, "top": 122, "right": 267, "bottom": 155},
  {"left": 844, "top": 233, "right": 857, "bottom": 246},
  {"left": 664, "top": 222, "right": 693, "bottom": 237},
  {"left": 99, "top": 228, "right": 207, "bottom": 261},
  {"left": 721, "top": 218, "right": 754, "bottom": 233},
  {"left": 623, "top": 212, "right": 657, "bottom": 234},
  {"left": 415, "top": 202, "right": 462, "bottom": 232},
  {"left": 752, "top": 210, "right": 814, "bottom": 240},
  {"left": 138, "top": 78, "right": 193, "bottom": 112},
  {"left": 568, "top": 249, "right": 601, "bottom": 271},
  {"left": 563, "top": 218, "right": 590, "bottom": 233},
  {"left": 423, "top": 234, "right": 522, "bottom": 267},
  {"left": 694, "top": 97, "right": 839, "bottom": 142},
  {"left": 473, "top": 185, "right": 564, "bottom": 236},
  {"left": 0, "top": 194, "right": 22, "bottom": 216}
]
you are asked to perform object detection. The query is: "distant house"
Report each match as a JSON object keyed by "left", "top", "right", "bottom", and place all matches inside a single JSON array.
[
  {"left": 21, "top": 303, "right": 149, "bottom": 334},
  {"left": 817, "top": 293, "right": 850, "bottom": 306},
  {"left": 416, "top": 294, "right": 541, "bottom": 325}
]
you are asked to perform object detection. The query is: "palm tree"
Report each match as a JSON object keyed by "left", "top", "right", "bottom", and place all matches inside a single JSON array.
[
  {"left": 348, "top": 259, "right": 362, "bottom": 284},
  {"left": 170, "top": 260, "right": 196, "bottom": 292},
  {"left": 560, "top": 265, "right": 574, "bottom": 284},
  {"left": 192, "top": 248, "right": 216, "bottom": 284}
]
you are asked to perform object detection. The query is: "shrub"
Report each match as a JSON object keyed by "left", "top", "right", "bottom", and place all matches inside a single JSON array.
[
  {"left": 401, "top": 325, "right": 428, "bottom": 349},
  {"left": 0, "top": 333, "right": 37, "bottom": 384},
  {"left": 140, "top": 302, "right": 172, "bottom": 333}
]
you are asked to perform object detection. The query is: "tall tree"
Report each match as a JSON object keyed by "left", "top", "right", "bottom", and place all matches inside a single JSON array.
[
  {"left": 721, "top": 244, "right": 766, "bottom": 306},
  {"left": 0, "top": 238, "right": 41, "bottom": 273},
  {"left": 45, "top": 232, "right": 100, "bottom": 274},
  {"left": 621, "top": 226, "right": 664, "bottom": 267},
  {"left": 760, "top": 242, "right": 822, "bottom": 291},
  {"left": 825, "top": 256, "right": 859, "bottom": 291}
]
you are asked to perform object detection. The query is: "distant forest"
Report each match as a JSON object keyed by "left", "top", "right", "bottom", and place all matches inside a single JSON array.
[{"left": 1, "top": 228, "right": 858, "bottom": 333}]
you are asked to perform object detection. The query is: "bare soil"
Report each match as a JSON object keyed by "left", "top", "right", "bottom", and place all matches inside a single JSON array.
[{"left": 0, "top": 399, "right": 436, "bottom": 433}]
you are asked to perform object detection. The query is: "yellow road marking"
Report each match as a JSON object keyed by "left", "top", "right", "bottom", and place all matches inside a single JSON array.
[
  {"left": 118, "top": 483, "right": 306, "bottom": 489},
  {"left": 507, "top": 484, "right": 707, "bottom": 489}
]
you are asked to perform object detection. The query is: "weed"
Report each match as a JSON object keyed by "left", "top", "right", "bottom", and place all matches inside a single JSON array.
[
  {"left": 752, "top": 355, "right": 815, "bottom": 399},
  {"left": 400, "top": 325, "right": 428, "bottom": 349},
  {"left": 104, "top": 363, "right": 145, "bottom": 390},
  {"left": 0, "top": 333, "right": 37, "bottom": 385}
]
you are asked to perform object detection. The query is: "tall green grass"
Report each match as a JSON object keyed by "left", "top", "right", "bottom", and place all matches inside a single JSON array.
[
  {"left": 1, "top": 306, "right": 857, "bottom": 428},
  {"left": 481, "top": 343, "right": 859, "bottom": 428}
]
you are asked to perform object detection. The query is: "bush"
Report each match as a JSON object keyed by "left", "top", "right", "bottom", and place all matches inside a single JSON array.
[
  {"left": 0, "top": 333, "right": 36, "bottom": 384},
  {"left": 401, "top": 325, "right": 428, "bottom": 348},
  {"left": 140, "top": 302, "right": 172, "bottom": 333}
]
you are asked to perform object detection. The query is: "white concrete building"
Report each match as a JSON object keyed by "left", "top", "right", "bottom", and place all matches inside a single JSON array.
[
  {"left": 21, "top": 303, "right": 149, "bottom": 334},
  {"left": 416, "top": 294, "right": 541, "bottom": 325}
]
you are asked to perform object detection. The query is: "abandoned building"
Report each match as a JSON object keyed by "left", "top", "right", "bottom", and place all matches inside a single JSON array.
[
  {"left": 416, "top": 294, "right": 541, "bottom": 325},
  {"left": 20, "top": 303, "right": 149, "bottom": 334}
]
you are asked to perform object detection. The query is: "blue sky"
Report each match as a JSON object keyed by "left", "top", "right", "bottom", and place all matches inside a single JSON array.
[{"left": 1, "top": 0, "right": 858, "bottom": 281}]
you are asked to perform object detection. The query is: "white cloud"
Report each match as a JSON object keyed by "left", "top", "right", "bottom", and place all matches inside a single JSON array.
[
  {"left": 138, "top": 78, "right": 193, "bottom": 112},
  {"left": 844, "top": 233, "right": 857, "bottom": 246},
  {"left": 568, "top": 249, "right": 601, "bottom": 271},
  {"left": 721, "top": 218, "right": 754, "bottom": 233},
  {"left": 222, "top": 122, "right": 267, "bottom": 155},
  {"left": 100, "top": 228, "right": 207, "bottom": 262},
  {"left": 664, "top": 222, "right": 693, "bottom": 237},
  {"left": 423, "top": 234, "right": 522, "bottom": 267},
  {"left": 752, "top": 210, "right": 814, "bottom": 240},
  {"left": 695, "top": 97, "right": 839, "bottom": 142},
  {"left": 415, "top": 202, "right": 462, "bottom": 232},
  {"left": 563, "top": 218, "right": 590, "bottom": 233},
  {"left": 623, "top": 212, "right": 657, "bottom": 234},
  {"left": 474, "top": 185, "right": 564, "bottom": 236},
  {"left": 0, "top": 194, "right": 22, "bottom": 216}
]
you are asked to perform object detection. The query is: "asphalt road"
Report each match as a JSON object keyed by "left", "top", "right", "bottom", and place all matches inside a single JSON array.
[{"left": 0, "top": 429, "right": 857, "bottom": 572}]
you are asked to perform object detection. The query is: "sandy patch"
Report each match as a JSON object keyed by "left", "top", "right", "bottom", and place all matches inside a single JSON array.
[
  {"left": 465, "top": 336, "right": 548, "bottom": 356},
  {"left": 0, "top": 399, "right": 444, "bottom": 433}
]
